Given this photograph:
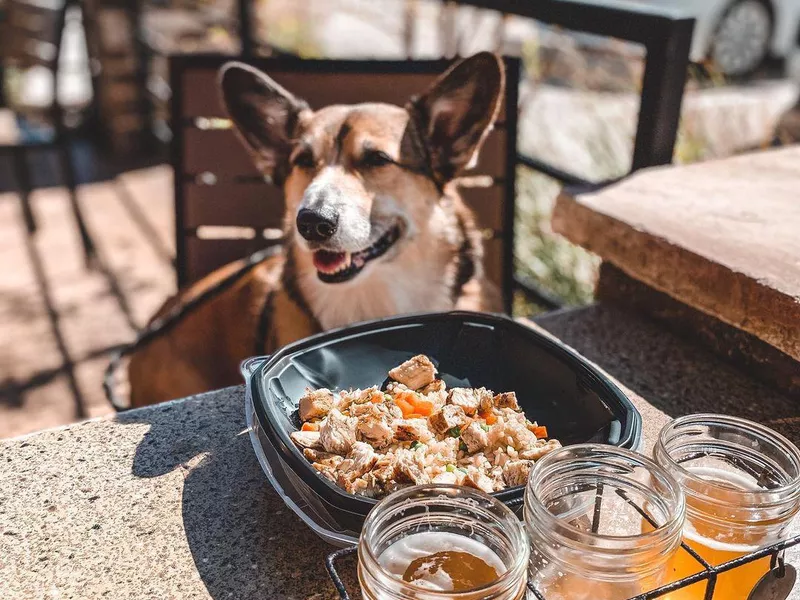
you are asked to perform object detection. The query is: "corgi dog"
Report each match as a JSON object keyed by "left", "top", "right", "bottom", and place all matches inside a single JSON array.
[{"left": 128, "top": 52, "right": 505, "bottom": 407}]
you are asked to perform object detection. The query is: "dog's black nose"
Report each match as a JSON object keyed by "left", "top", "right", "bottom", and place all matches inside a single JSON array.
[{"left": 296, "top": 207, "right": 338, "bottom": 242}]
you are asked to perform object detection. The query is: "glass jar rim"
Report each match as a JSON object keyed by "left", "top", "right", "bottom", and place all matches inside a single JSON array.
[
  {"left": 655, "top": 414, "right": 800, "bottom": 507},
  {"left": 526, "top": 444, "right": 685, "bottom": 547},
  {"left": 359, "top": 484, "right": 529, "bottom": 598}
]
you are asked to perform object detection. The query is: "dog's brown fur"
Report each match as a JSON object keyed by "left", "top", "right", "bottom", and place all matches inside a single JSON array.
[{"left": 128, "top": 53, "right": 506, "bottom": 407}]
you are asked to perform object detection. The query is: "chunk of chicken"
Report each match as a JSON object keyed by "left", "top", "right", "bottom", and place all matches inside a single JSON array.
[
  {"left": 447, "top": 388, "right": 482, "bottom": 416},
  {"left": 432, "top": 471, "right": 459, "bottom": 485},
  {"left": 421, "top": 379, "right": 446, "bottom": 396},
  {"left": 502, "top": 460, "right": 534, "bottom": 487},
  {"left": 385, "top": 381, "right": 409, "bottom": 394},
  {"left": 386, "top": 403, "right": 404, "bottom": 420},
  {"left": 311, "top": 462, "right": 338, "bottom": 482},
  {"left": 461, "top": 421, "right": 489, "bottom": 453},
  {"left": 357, "top": 414, "right": 394, "bottom": 448},
  {"left": 479, "top": 392, "right": 494, "bottom": 414},
  {"left": 303, "top": 448, "right": 344, "bottom": 469},
  {"left": 394, "top": 418, "right": 432, "bottom": 442},
  {"left": 493, "top": 392, "right": 519, "bottom": 411},
  {"left": 346, "top": 442, "right": 378, "bottom": 478},
  {"left": 429, "top": 404, "right": 467, "bottom": 434},
  {"left": 334, "top": 390, "right": 354, "bottom": 412},
  {"left": 351, "top": 387, "right": 380, "bottom": 405},
  {"left": 388, "top": 355, "right": 437, "bottom": 390},
  {"left": 319, "top": 409, "right": 358, "bottom": 455},
  {"left": 463, "top": 466, "right": 495, "bottom": 493},
  {"left": 290, "top": 430, "right": 323, "bottom": 450},
  {"left": 395, "top": 450, "right": 430, "bottom": 484},
  {"left": 337, "top": 474, "right": 379, "bottom": 496},
  {"left": 298, "top": 388, "right": 334, "bottom": 421},
  {"left": 351, "top": 398, "right": 380, "bottom": 417},
  {"left": 519, "top": 439, "right": 562, "bottom": 461},
  {"left": 370, "top": 454, "right": 398, "bottom": 484}
]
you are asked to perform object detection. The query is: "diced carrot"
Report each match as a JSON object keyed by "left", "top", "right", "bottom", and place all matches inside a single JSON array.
[
  {"left": 370, "top": 391, "right": 383, "bottom": 403},
  {"left": 484, "top": 412, "right": 498, "bottom": 425},
  {"left": 301, "top": 422, "right": 319, "bottom": 432},
  {"left": 412, "top": 398, "right": 434, "bottom": 416},
  {"left": 395, "top": 390, "right": 417, "bottom": 403},
  {"left": 532, "top": 425, "right": 548, "bottom": 439},
  {"left": 395, "top": 397, "right": 415, "bottom": 418}
]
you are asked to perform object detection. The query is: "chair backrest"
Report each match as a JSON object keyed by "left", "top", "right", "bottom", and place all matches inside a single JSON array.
[
  {"left": 1, "top": 0, "right": 68, "bottom": 121},
  {"left": 170, "top": 55, "right": 519, "bottom": 314},
  {"left": 1, "top": 0, "right": 66, "bottom": 71}
]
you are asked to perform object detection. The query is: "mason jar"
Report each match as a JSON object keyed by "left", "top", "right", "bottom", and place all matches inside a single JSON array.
[
  {"left": 358, "top": 484, "right": 529, "bottom": 600},
  {"left": 653, "top": 414, "right": 800, "bottom": 600},
  {"left": 525, "top": 444, "right": 686, "bottom": 600}
]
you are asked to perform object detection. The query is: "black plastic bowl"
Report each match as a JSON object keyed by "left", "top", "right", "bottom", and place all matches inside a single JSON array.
[{"left": 246, "top": 311, "right": 641, "bottom": 530}]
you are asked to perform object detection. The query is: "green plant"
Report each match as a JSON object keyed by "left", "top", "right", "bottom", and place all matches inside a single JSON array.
[
  {"left": 513, "top": 34, "right": 716, "bottom": 313},
  {"left": 514, "top": 167, "right": 600, "bottom": 310}
]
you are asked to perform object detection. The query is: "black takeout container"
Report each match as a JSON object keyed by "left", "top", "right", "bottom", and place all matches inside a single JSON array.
[{"left": 243, "top": 311, "right": 641, "bottom": 544}]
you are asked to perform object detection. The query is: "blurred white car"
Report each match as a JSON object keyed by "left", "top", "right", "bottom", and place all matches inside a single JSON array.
[{"left": 635, "top": 0, "right": 800, "bottom": 75}]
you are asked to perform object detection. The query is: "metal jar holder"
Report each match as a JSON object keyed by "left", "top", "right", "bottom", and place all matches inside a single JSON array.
[{"left": 325, "top": 491, "right": 800, "bottom": 600}]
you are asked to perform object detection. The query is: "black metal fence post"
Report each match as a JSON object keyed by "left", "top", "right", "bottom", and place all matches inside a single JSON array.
[
  {"left": 239, "top": 0, "right": 255, "bottom": 57},
  {"left": 633, "top": 19, "right": 695, "bottom": 170}
]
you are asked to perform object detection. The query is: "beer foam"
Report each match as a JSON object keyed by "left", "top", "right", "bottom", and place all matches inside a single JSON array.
[
  {"left": 682, "top": 523, "right": 761, "bottom": 553},
  {"left": 682, "top": 466, "right": 764, "bottom": 553},
  {"left": 687, "top": 466, "right": 761, "bottom": 491}
]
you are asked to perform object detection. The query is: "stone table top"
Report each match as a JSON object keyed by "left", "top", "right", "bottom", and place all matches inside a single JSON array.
[
  {"left": 2, "top": 305, "right": 800, "bottom": 599},
  {"left": 552, "top": 145, "right": 800, "bottom": 362}
]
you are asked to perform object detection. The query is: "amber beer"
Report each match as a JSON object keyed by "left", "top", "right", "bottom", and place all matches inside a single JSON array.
[
  {"left": 650, "top": 467, "right": 770, "bottom": 600},
  {"left": 654, "top": 415, "right": 800, "bottom": 600},
  {"left": 661, "top": 526, "right": 770, "bottom": 599}
]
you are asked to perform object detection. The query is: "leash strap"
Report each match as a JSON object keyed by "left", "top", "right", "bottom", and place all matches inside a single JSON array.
[
  {"left": 103, "top": 245, "right": 284, "bottom": 411},
  {"left": 253, "top": 291, "right": 276, "bottom": 356}
]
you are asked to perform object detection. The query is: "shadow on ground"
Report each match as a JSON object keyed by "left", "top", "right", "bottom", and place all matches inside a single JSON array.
[{"left": 117, "top": 389, "right": 357, "bottom": 599}]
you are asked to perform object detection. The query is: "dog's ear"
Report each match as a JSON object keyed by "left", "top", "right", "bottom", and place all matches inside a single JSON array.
[
  {"left": 218, "top": 62, "right": 309, "bottom": 183},
  {"left": 407, "top": 52, "right": 505, "bottom": 182}
]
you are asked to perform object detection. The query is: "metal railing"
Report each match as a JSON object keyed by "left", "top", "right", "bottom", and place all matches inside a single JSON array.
[
  {"left": 449, "top": 0, "right": 696, "bottom": 175},
  {"left": 443, "top": 0, "right": 695, "bottom": 309}
]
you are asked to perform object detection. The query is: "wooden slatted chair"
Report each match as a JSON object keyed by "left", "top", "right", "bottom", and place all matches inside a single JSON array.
[
  {"left": 169, "top": 55, "right": 520, "bottom": 314},
  {"left": 0, "top": 0, "right": 95, "bottom": 262}
]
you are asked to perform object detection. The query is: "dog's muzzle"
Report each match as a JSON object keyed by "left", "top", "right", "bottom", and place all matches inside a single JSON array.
[{"left": 312, "top": 223, "right": 402, "bottom": 284}]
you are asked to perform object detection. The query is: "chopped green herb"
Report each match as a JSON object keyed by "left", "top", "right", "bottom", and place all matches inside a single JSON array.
[
  {"left": 480, "top": 423, "right": 490, "bottom": 432},
  {"left": 448, "top": 426, "right": 461, "bottom": 438},
  {"left": 459, "top": 440, "right": 468, "bottom": 452},
  {"left": 446, "top": 464, "right": 456, "bottom": 473},
  {"left": 384, "top": 393, "right": 392, "bottom": 402},
  {"left": 410, "top": 440, "right": 424, "bottom": 450}
]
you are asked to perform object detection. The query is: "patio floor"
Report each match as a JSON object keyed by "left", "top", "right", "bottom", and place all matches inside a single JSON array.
[{"left": 0, "top": 159, "right": 175, "bottom": 439}]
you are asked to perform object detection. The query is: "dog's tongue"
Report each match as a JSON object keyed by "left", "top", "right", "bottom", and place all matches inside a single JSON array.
[{"left": 313, "top": 250, "right": 349, "bottom": 273}]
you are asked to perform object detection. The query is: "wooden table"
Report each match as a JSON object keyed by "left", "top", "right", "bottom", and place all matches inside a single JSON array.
[{"left": 554, "top": 145, "right": 800, "bottom": 396}]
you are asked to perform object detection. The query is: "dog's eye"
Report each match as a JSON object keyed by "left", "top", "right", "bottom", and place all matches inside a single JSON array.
[
  {"left": 292, "top": 150, "right": 315, "bottom": 169},
  {"left": 360, "top": 150, "right": 393, "bottom": 169}
]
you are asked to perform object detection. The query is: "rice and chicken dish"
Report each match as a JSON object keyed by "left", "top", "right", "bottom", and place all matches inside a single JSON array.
[{"left": 289, "top": 354, "right": 561, "bottom": 498}]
